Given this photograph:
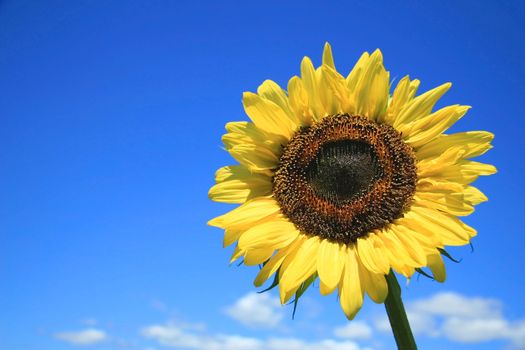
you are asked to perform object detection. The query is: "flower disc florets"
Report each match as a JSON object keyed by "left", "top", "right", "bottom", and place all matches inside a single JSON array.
[{"left": 273, "top": 114, "right": 417, "bottom": 244}]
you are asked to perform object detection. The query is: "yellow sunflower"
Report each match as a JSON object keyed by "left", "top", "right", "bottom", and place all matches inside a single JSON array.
[{"left": 208, "top": 43, "right": 496, "bottom": 320}]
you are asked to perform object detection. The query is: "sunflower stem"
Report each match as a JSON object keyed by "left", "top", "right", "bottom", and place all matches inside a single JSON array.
[{"left": 384, "top": 270, "right": 417, "bottom": 350}]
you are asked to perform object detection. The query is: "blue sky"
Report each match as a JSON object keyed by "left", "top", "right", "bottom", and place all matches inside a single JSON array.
[{"left": 1, "top": 1, "right": 524, "bottom": 349}]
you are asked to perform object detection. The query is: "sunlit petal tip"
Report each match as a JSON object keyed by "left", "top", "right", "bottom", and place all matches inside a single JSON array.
[
  {"left": 301, "top": 56, "right": 315, "bottom": 70},
  {"left": 229, "top": 246, "right": 244, "bottom": 264},
  {"left": 207, "top": 216, "right": 224, "bottom": 228},
  {"left": 428, "top": 252, "right": 446, "bottom": 282},
  {"left": 322, "top": 42, "right": 335, "bottom": 69},
  {"left": 370, "top": 48, "right": 384, "bottom": 61}
]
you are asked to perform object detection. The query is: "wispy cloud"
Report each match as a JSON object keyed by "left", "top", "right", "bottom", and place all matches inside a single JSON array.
[
  {"left": 334, "top": 321, "right": 373, "bottom": 340},
  {"left": 224, "top": 292, "right": 284, "bottom": 329},
  {"left": 54, "top": 328, "right": 108, "bottom": 346},
  {"left": 375, "top": 291, "right": 525, "bottom": 348},
  {"left": 141, "top": 321, "right": 371, "bottom": 350}
]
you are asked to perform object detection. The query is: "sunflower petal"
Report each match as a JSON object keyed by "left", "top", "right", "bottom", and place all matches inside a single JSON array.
[
  {"left": 338, "top": 247, "right": 364, "bottom": 320},
  {"left": 381, "top": 75, "right": 420, "bottom": 125},
  {"left": 352, "top": 49, "right": 390, "bottom": 120},
  {"left": 427, "top": 251, "right": 446, "bottom": 282},
  {"left": 209, "top": 166, "right": 272, "bottom": 203},
  {"left": 463, "top": 186, "right": 488, "bottom": 205},
  {"left": 357, "top": 260, "right": 388, "bottom": 303},
  {"left": 346, "top": 52, "right": 370, "bottom": 91},
  {"left": 208, "top": 197, "right": 281, "bottom": 230},
  {"left": 229, "top": 144, "right": 279, "bottom": 172},
  {"left": 230, "top": 245, "right": 244, "bottom": 264},
  {"left": 416, "top": 131, "right": 494, "bottom": 161},
  {"left": 404, "top": 105, "right": 470, "bottom": 148},
  {"left": 242, "top": 92, "right": 295, "bottom": 139},
  {"left": 238, "top": 219, "right": 300, "bottom": 251},
  {"left": 414, "top": 191, "right": 474, "bottom": 216},
  {"left": 319, "top": 65, "right": 352, "bottom": 115},
  {"left": 243, "top": 247, "right": 275, "bottom": 266},
  {"left": 223, "top": 227, "right": 243, "bottom": 248},
  {"left": 317, "top": 239, "right": 345, "bottom": 295},
  {"left": 389, "top": 225, "right": 427, "bottom": 266},
  {"left": 223, "top": 121, "right": 282, "bottom": 155},
  {"left": 254, "top": 236, "right": 305, "bottom": 287},
  {"left": 407, "top": 206, "right": 476, "bottom": 246},
  {"left": 322, "top": 42, "right": 336, "bottom": 69},
  {"left": 287, "top": 76, "right": 313, "bottom": 126},
  {"left": 356, "top": 236, "right": 390, "bottom": 275},
  {"left": 301, "top": 57, "right": 324, "bottom": 119},
  {"left": 393, "top": 82, "right": 451, "bottom": 128},
  {"left": 279, "top": 237, "right": 320, "bottom": 302},
  {"left": 257, "top": 80, "right": 296, "bottom": 124}
]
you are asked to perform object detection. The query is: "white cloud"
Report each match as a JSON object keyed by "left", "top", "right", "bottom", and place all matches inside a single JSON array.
[
  {"left": 141, "top": 321, "right": 371, "bottom": 350},
  {"left": 405, "top": 310, "right": 438, "bottom": 337},
  {"left": 334, "top": 321, "right": 373, "bottom": 340},
  {"left": 374, "top": 291, "right": 525, "bottom": 348},
  {"left": 224, "top": 292, "right": 283, "bottom": 329},
  {"left": 410, "top": 292, "right": 502, "bottom": 319},
  {"left": 80, "top": 318, "right": 98, "bottom": 326},
  {"left": 54, "top": 328, "right": 108, "bottom": 346},
  {"left": 442, "top": 316, "right": 511, "bottom": 343}
]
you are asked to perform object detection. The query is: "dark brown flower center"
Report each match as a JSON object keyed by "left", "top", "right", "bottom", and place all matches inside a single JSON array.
[{"left": 272, "top": 114, "right": 417, "bottom": 244}]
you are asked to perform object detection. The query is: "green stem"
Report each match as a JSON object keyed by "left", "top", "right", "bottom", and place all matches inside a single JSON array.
[{"left": 384, "top": 270, "right": 417, "bottom": 350}]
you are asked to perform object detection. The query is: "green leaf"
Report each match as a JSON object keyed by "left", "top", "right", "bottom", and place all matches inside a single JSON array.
[
  {"left": 415, "top": 268, "right": 434, "bottom": 280},
  {"left": 258, "top": 268, "right": 280, "bottom": 294},
  {"left": 291, "top": 273, "right": 317, "bottom": 319},
  {"left": 438, "top": 248, "right": 462, "bottom": 263}
]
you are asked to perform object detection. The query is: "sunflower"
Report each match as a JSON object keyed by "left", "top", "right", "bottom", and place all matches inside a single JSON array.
[{"left": 208, "top": 43, "right": 496, "bottom": 320}]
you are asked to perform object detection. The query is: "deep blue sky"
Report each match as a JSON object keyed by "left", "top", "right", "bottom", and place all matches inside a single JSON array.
[{"left": 1, "top": 1, "right": 524, "bottom": 350}]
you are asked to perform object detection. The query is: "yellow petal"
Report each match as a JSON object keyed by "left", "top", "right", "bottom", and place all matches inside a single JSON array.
[
  {"left": 346, "top": 52, "right": 370, "bottom": 92},
  {"left": 356, "top": 236, "right": 390, "bottom": 275},
  {"left": 394, "top": 217, "right": 442, "bottom": 253},
  {"left": 222, "top": 121, "right": 283, "bottom": 156},
  {"left": 243, "top": 247, "right": 275, "bottom": 266},
  {"left": 279, "top": 237, "right": 320, "bottom": 302},
  {"left": 381, "top": 75, "right": 420, "bottom": 125},
  {"left": 352, "top": 49, "right": 390, "bottom": 120},
  {"left": 417, "top": 147, "right": 466, "bottom": 179},
  {"left": 238, "top": 219, "right": 300, "bottom": 251},
  {"left": 427, "top": 251, "right": 446, "bottom": 282},
  {"left": 404, "top": 105, "right": 470, "bottom": 148},
  {"left": 208, "top": 197, "right": 281, "bottom": 230},
  {"left": 254, "top": 235, "right": 305, "bottom": 287},
  {"left": 223, "top": 227, "right": 243, "bottom": 247},
  {"left": 242, "top": 92, "right": 294, "bottom": 139},
  {"left": 338, "top": 247, "right": 364, "bottom": 320},
  {"left": 389, "top": 225, "right": 427, "bottom": 266},
  {"left": 420, "top": 159, "right": 497, "bottom": 185},
  {"left": 414, "top": 191, "right": 474, "bottom": 217},
  {"left": 406, "top": 206, "right": 476, "bottom": 246},
  {"left": 300, "top": 56, "right": 324, "bottom": 119},
  {"left": 257, "top": 80, "right": 296, "bottom": 125},
  {"left": 357, "top": 260, "right": 388, "bottom": 303},
  {"left": 287, "top": 76, "right": 313, "bottom": 126},
  {"left": 393, "top": 82, "right": 451, "bottom": 129},
  {"left": 415, "top": 131, "right": 494, "bottom": 161},
  {"left": 317, "top": 239, "right": 345, "bottom": 295},
  {"left": 230, "top": 245, "right": 244, "bottom": 264},
  {"left": 209, "top": 166, "right": 272, "bottom": 203},
  {"left": 463, "top": 185, "right": 488, "bottom": 205},
  {"left": 228, "top": 143, "right": 279, "bottom": 172},
  {"left": 318, "top": 65, "right": 352, "bottom": 115},
  {"left": 377, "top": 230, "right": 420, "bottom": 273},
  {"left": 322, "top": 42, "right": 335, "bottom": 69}
]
